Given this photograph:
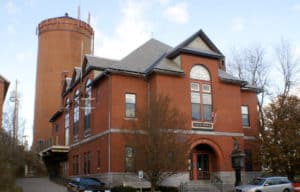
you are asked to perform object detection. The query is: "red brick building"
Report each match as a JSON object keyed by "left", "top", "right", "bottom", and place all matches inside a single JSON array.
[
  {"left": 41, "top": 30, "right": 261, "bottom": 186},
  {"left": 33, "top": 14, "right": 94, "bottom": 150},
  {"left": 0, "top": 75, "right": 10, "bottom": 130}
]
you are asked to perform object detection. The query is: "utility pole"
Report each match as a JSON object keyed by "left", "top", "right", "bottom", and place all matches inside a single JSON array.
[{"left": 10, "top": 80, "right": 19, "bottom": 146}]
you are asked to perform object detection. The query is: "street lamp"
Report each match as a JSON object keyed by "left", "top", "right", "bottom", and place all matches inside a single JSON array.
[{"left": 231, "top": 139, "right": 245, "bottom": 186}]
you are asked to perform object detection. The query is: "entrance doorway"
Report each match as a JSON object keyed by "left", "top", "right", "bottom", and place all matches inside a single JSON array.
[
  {"left": 197, "top": 153, "right": 209, "bottom": 179},
  {"left": 191, "top": 144, "right": 218, "bottom": 180}
]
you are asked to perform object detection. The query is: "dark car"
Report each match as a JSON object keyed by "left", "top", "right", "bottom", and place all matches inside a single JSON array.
[{"left": 67, "top": 176, "right": 107, "bottom": 192}]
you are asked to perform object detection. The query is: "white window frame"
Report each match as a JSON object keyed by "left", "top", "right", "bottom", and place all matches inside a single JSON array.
[{"left": 125, "top": 93, "right": 136, "bottom": 118}]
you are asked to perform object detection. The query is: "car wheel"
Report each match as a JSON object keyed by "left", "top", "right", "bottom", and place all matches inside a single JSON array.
[
  {"left": 255, "top": 190, "right": 262, "bottom": 192},
  {"left": 283, "top": 189, "right": 289, "bottom": 192}
]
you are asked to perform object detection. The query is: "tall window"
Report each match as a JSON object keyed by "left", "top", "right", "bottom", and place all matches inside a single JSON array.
[
  {"left": 83, "top": 152, "right": 91, "bottom": 174},
  {"left": 125, "top": 93, "right": 136, "bottom": 118},
  {"left": 241, "top": 106, "right": 250, "bottom": 127},
  {"left": 245, "top": 149, "right": 253, "bottom": 171},
  {"left": 84, "top": 79, "right": 92, "bottom": 136},
  {"left": 65, "top": 98, "right": 70, "bottom": 145},
  {"left": 73, "top": 90, "right": 80, "bottom": 140},
  {"left": 190, "top": 65, "right": 212, "bottom": 121}
]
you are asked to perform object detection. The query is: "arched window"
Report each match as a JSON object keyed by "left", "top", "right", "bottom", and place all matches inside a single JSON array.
[
  {"left": 73, "top": 89, "right": 80, "bottom": 140},
  {"left": 190, "top": 65, "right": 212, "bottom": 121},
  {"left": 84, "top": 79, "right": 92, "bottom": 136},
  {"left": 190, "top": 65, "right": 210, "bottom": 81},
  {"left": 65, "top": 98, "right": 70, "bottom": 145}
]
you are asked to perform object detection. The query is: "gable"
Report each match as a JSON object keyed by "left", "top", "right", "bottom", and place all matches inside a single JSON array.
[
  {"left": 166, "top": 29, "right": 224, "bottom": 60},
  {"left": 186, "top": 36, "right": 212, "bottom": 52}
]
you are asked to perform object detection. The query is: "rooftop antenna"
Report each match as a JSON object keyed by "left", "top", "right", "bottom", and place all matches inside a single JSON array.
[
  {"left": 77, "top": 5, "right": 81, "bottom": 19},
  {"left": 87, "top": 12, "right": 91, "bottom": 24}
]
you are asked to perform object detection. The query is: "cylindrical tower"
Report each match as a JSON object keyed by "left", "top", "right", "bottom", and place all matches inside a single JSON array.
[{"left": 33, "top": 13, "right": 94, "bottom": 150}]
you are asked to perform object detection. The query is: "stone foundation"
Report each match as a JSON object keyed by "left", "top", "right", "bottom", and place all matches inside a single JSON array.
[{"left": 89, "top": 171, "right": 261, "bottom": 188}]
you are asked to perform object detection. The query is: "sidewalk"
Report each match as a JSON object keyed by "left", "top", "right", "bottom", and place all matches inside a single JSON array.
[{"left": 16, "top": 177, "right": 67, "bottom": 192}]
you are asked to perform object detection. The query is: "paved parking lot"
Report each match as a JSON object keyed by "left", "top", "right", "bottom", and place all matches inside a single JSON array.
[{"left": 16, "top": 177, "right": 67, "bottom": 192}]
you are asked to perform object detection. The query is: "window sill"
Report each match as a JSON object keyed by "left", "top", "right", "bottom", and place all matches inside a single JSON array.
[
  {"left": 124, "top": 117, "right": 138, "bottom": 121},
  {"left": 243, "top": 126, "right": 251, "bottom": 129}
]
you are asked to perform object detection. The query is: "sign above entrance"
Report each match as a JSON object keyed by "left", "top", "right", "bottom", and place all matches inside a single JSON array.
[{"left": 192, "top": 121, "right": 213, "bottom": 130}]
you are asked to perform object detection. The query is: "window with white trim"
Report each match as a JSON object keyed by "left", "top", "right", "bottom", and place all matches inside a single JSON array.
[
  {"left": 241, "top": 106, "right": 250, "bottom": 127},
  {"left": 125, "top": 93, "right": 136, "bottom": 118},
  {"left": 73, "top": 89, "right": 80, "bottom": 140},
  {"left": 190, "top": 65, "right": 212, "bottom": 121},
  {"left": 84, "top": 79, "right": 91, "bottom": 136},
  {"left": 65, "top": 98, "right": 70, "bottom": 145}
]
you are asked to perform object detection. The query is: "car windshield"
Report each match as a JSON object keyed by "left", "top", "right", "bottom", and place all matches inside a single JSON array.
[
  {"left": 249, "top": 178, "right": 266, "bottom": 185},
  {"left": 81, "top": 178, "right": 101, "bottom": 186}
]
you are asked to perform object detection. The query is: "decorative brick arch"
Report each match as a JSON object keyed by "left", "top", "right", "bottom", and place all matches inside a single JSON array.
[{"left": 188, "top": 138, "right": 225, "bottom": 170}]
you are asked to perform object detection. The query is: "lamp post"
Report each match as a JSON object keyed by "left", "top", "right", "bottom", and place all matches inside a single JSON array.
[{"left": 231, "top": 138, "right": 245, "bottom": 186}]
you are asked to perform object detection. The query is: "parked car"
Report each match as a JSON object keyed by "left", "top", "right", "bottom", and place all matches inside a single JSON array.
[
  {"left": 235, "top": 176, "right": 293, "bottom": 192},
  {"left": 67, "top": 176, "right": 107, "bottom": 192}
]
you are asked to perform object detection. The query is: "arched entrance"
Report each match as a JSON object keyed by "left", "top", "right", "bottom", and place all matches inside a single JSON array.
[{"left": 189, "top": 141, "right": 222, "bottom": 181}]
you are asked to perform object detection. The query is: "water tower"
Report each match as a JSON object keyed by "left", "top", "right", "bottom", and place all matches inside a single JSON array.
[{"left": 33, "top": 13, "right": 94, "bottom": 150}]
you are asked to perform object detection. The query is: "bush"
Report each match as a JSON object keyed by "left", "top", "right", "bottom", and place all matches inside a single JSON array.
[
  {"left": 111, "top": 186, "right": 136, "bottom": 192},
  {"left": 157, "top": 186, "right": 178, "bottom": 192}
]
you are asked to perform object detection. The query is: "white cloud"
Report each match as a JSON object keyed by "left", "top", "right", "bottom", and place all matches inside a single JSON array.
[
  {"left": 231, "top": 17, "right": 244, "bottom": 32},
  {"left": 94, "top": 0, "right": 152, "bottom": 59},
  {"left": 164, "top": 2, "right": 189, "bottom": 24},
  {"left": 5, "top": 0, "right": 17, "bottom": 15}
]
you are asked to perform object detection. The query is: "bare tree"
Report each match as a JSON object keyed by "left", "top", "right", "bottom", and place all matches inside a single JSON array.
[
  {"left": 124, "top": 95, "right": 188, "bottom": 192},
  {"left": 227, "top": 45, "right": 269, "bottom": 129},
  {"left": 275, "top": 38, "right": 300, "bottom": 96}
]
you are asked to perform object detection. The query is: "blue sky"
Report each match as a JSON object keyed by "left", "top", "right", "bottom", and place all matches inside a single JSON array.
[{"left": 1, "top": 0, "right": 300, "bottom": 145}]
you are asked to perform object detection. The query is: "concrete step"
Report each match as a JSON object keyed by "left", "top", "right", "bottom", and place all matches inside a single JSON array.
[{"left": 182, "top": 181, "right": 221, "bottom": 192}]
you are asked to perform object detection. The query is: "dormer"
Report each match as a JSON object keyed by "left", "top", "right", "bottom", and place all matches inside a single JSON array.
[
  {"left": 62, "top": 77, "right": 72, "bottom": 96},
  {"left": 70, "top": 67, "right": 82, "bottom": 87}
]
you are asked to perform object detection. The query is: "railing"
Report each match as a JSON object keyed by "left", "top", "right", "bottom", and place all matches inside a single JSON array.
[
  {"left": 198, "top": 170, "right": 210, "bottom": 179},
  {"left": 37, "top": 137, "right": 53, "bottom": 152}
]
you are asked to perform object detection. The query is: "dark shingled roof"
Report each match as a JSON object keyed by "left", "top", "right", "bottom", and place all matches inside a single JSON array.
[
  {"left": 218, "top": 69, "right": 245, "bottom": 84},
  {"left": 241, "top": 84, "right": 264, "bottom": 93},
  {"left": 153, "top": 56, "right": 184, "bottom": 75},
  {"left": 85, "top": 54, "right": 118, "bottom": 70},
  {"left": 108, "top": 39, "right": 174, "bottom": 74},
  {"left": 85, "top": 29, "right": 261, "bottom": 93}
]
